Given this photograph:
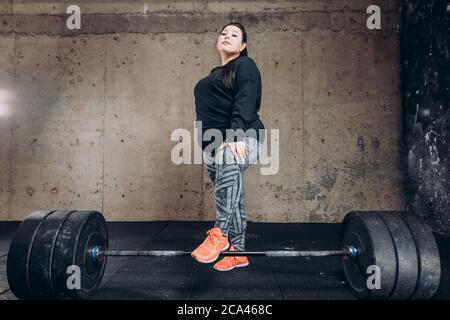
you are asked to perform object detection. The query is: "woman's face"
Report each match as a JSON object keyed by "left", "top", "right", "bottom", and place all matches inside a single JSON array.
[{"left": 217, "top": 25, "right": 246, "bottom": 55}]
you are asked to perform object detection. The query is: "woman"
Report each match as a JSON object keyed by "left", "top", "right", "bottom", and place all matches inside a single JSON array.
[{"left": 191, "top": 22, "right": 265, "bottom": 271}]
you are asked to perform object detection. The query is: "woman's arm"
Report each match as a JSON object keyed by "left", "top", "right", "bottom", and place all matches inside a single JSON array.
[
  {"left": 230, "top": 78, "right": 259, "bottom": 140},
  {"left": 222, "top": 57, "right": 261, "bottom": 161},
  {"left": 229, "top": 57, "right": 260, "bottom": 141}
]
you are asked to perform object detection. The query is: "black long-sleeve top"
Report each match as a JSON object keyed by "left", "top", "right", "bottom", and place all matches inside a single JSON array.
[{"left": 194, "top": 55, "right": 265, "bottom": 153}]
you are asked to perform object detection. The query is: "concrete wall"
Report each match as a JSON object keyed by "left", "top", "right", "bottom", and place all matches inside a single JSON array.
[{"left": 0, "top": 0, "right": 404, "bottom": 222}]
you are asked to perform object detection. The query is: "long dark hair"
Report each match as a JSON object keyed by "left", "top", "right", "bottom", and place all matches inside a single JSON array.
[{"left": 216, "top": 22, "right": 248, "bottom": 89}]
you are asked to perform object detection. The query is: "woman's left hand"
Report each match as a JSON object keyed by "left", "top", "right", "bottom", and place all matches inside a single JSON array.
[{"left": 219, "top": 141, "right": 248, "bottom": 162}]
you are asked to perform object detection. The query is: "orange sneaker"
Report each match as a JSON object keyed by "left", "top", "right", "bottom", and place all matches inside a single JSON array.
[
  {"left": 213, "top": 246, "right": 249, "bottom": 271},
  {"left": 191, "top": 227, "right": 229, "bottom": 263}
]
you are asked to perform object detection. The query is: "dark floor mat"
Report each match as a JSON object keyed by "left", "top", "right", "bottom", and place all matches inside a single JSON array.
[{"left": 0, "top": 220, "right": 449, "bottom": 300}]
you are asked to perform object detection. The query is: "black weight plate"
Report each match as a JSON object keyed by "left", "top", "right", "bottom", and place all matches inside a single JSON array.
[
  {"left": 73, "top": 211, "right": 108, "bottom": 298},
  {"left": 28, "top": 210, "right": 75, "bottom": 299},
  {"left": 397, "top": 212, "right": 441, "bottom": 299},
  {"left": 7, "top": 210, "right": 55, "bottom": 299},
  {"left": 52, "top": 211, "right": 108, "bottom": 299},
  {"left": 341, "top": 211, "right": 397, "bottom": 299},
  {"left": 340, "top": 217, "right": 369, "bottom": 297},
  {"left": 378, "top": 212, "right": 418, "bottom": 299}
]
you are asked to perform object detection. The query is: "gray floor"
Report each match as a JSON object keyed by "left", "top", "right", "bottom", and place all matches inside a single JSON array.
[{"left": 1, "top": 221, "right": 449, "bottom": 300}]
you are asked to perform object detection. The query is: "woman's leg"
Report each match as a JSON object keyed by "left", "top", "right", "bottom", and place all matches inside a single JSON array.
[
  {"left": 203, "top": 150, "right": 246, "bottom": 251},
  {"left": 226, "top": 172, "right": 247, "bottom": 251},
  {"left": 212, "top": 145, "right": 241, "bottom": 237},
  {"left": 210, "top": 136, "right": 262, "bottom": 251}
]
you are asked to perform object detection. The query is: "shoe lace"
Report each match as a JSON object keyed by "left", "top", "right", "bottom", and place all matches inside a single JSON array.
[
  {"left": 205, "top": 230, "right": 220, "bottom": 248},
  {"left": 222, "top": 256, "right": 242, "bottom": 265},
  {"left": 226, "top": 256, "right": 237, "bottom": 263}
]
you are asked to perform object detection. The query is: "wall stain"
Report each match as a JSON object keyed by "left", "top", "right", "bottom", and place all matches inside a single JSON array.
[
  {"left": 357, "top": 136, "right": 365, "bottom": 152},
  {"left": 26, "top": 187, "right": 34, "bottom": 197},
  {"left": 371, "top": 136, "right": 380, "bottom": 150},
  {"left": 319, "top": 170, "right": 337, "bottom": 190},
  {"left": 303, "top": 182, "right": 321, "bottom": 201}
]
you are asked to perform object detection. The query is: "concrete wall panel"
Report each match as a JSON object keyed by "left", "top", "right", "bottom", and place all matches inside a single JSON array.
[
  {"left": 10, "top": 36, "right": 105, "bottom": 219},
  {"left": 0, "top": 1, "right": 403, "bottom": 222},
  {"left": 0, "top": 36, "right": 14, "bottom": 219}
]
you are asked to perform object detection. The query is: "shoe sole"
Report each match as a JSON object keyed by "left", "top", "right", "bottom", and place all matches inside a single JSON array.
[
  {"left": 213, "top": 261, "right": 250, "bottom": 272},
  {"left": 192, "top": 242, "right": 230, "bottom": 264}
]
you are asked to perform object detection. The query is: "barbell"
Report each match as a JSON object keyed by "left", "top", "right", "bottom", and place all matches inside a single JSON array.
[{"left": 6, "top": 210, "right": 441, "bottom": 300}]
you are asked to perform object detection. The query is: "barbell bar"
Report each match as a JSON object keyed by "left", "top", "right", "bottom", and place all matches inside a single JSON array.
[
  {"left": 6, "top": 210, "right": 441, "bottom": 300},
  {"left": 91, "top": 247, "right": 356, "bottom": 260}
]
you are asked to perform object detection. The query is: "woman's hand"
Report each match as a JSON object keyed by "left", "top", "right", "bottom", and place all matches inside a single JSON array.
[{"left": 219, "top": 141, "right": 248, "bottom": 162}]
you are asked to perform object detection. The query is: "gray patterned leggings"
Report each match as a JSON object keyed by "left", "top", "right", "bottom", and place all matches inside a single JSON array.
[{"left": 203, "top": 136, "right": 263, "bottom": 251}]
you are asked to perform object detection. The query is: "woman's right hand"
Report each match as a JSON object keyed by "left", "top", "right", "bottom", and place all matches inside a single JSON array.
[{"left": 219, "top": 141, "right": 248, "bottom": 162}]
